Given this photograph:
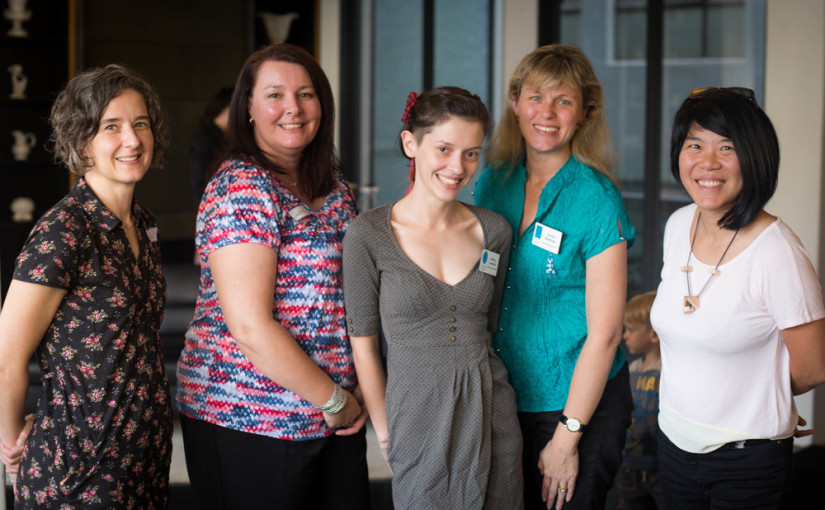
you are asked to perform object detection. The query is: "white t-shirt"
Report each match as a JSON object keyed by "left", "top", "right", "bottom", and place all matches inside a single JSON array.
[{"left": 651, "top": 204, "right": 825, "bottom": 453}]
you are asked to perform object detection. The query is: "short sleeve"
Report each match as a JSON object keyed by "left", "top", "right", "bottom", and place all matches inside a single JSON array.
[
  {"left": 759, "top": 223, "right": 825, "bottom": 330},
  {"left": 581, "top": 181, "right": 636, "bottom": 260},
  {"left": 13, "top": 206, "right": 84, "bottom": 290},
  {"left": 197, "top": 162, "right": 282, "bottom": 258},
  {"left": 342, "top": 214, "right": 381, "bottom": 337}
]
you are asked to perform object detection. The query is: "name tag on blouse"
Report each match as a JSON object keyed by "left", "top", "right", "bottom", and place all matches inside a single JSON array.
[
  {"left": 478, "top": 249, "right": 501, "bottom": 276},
  {"left": 146, "top": 226, "right": 159, "bottom": 243},
  {"left": 288, "top": 205, "right": 311, "bottom": 221},
  {"left": 532, "top": 222, "right": 562, "bottom": 254}
]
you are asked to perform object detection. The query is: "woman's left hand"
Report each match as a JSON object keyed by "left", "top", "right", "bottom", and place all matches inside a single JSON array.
[
  {"left": 334, "top": 385, "right": 369, "bottom": 436},
  {"left": 538, "top": 436, "right": 579, "bottom": 510},
  {"left": 794, "top": 415, "right": 815, "bottom": 438},
  {"left": 0, "top": 413, "right": 34, "bottom": 475}
]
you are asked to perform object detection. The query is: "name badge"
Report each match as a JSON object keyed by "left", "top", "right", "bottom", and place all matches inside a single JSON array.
[
  {"left": 288, "top": 205, "right": 311, "bottom": 221},
  {"left": 478, "top": 249, "right": 500, "bottom": 276},
  {"left": 531, "top": 222, "right": 562, "bottom": 254},
  {"left": 146, "top": 226, "right": 159, "bottom": 243}
]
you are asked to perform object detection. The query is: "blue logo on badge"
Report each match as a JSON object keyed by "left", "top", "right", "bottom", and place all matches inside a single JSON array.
[
  {"left": 482, "top": 251, "right": 488, "bottom": 263},
  {"left": 535, "top": 225, "right": 543, "bottom": 238}
]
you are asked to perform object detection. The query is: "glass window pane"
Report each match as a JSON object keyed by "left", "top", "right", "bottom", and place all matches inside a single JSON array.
[
  {"left": 707, "top": 5, "right": 746, "bottom": 57},
  {"left": 664, "top": 8, "right": 703, "bottom": 58},
  {"left": 560, "top": 0, "right": 764, "bottom": 294},
  {"left": 615, "top": 11, "right": 647, "bottom": 60},
  {"left": 372, "top": 1, "right": 425, "bottom": 206},
  {"left": 434, "top": 0, "right": 491, "bottom": 203},
  {"left": 370, "top": 0, "right": 492, "bottom": 207}
]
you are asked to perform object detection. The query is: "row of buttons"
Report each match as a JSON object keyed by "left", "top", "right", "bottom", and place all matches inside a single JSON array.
[{"left": 449, "top": 304, "right": 457, "bottom": 341}]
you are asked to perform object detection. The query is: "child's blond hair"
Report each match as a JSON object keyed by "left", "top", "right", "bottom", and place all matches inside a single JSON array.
[{"left": 624, "top": 291, "right": 657, "bottom": 327}]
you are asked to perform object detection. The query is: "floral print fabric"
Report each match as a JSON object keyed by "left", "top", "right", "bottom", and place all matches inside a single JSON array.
[{"left": 12, "top": 178, "right": 171, "bottom": 509}]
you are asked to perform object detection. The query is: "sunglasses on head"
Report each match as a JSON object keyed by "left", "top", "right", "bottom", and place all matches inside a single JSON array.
[{"left": 688, "top": 87, "right": 757, "bottom": 105}]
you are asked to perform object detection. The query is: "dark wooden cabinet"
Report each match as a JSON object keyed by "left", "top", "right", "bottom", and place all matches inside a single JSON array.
[{"left": 0, "top": 0, "right": 71, "bottom": 302}]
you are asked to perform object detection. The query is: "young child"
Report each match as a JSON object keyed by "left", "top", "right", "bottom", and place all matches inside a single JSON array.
[{"left": 617, "top": 291, "right": 665, "bottom": 509}]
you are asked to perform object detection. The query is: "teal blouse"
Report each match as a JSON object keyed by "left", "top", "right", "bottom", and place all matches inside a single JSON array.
[{"left": 474, "top": 156, "right": 635, "bottom": 412}]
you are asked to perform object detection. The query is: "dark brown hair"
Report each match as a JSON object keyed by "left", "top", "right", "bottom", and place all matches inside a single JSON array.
[
  {"left": 398, "top": 86, "right": 490, "bottom": 155},
  {"left": 227, "top": 44, "right": 337, "bottom": 200},
  {"left": 49, "top": 63, "right": 168, "bottom": 175}
]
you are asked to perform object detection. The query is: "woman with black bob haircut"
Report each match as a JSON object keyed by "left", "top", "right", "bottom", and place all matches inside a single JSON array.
[
  {"left": 651, "top": 87, "right": 825, "bottom": 509},
  {"left": 176, "top": 43, "right": 369, "bottom": 509},
  {"left": 669, "top": 87, "right": 779, "bottom": 230}
]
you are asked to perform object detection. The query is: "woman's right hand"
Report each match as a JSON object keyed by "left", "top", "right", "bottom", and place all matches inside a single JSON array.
[
  {"left": 322, "top": 388, "right": 363, "bottom": 429},
  {"left": 0, "top": 413, "right": 34, "bottom": 475},
  {"left": 378, "top": 434, "right": 390, "bottom": 465}
]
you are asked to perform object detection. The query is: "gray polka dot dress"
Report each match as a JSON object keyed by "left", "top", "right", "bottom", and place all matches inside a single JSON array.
[{"left": 343, "top": 203, "right": 524, "bottom": 510}]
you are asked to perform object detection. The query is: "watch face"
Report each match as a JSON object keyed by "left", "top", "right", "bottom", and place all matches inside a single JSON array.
[{"left": 567, "top": 417, "right": 581, "bottom": 432}]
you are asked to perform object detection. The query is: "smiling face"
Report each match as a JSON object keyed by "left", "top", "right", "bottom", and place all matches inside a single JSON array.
[
  {"left": 511, "top": 80, "right": 586, "bottom": 160},
  {"left": 248, "top": 60, "right": 321, "bottom": 166},
  {"left": 679, "top": 122, "right": 743, "bottom": 218},
  {"left": 83, "top": 88, "right": 154, "bottom": 190},
  {"left": 402, "top": 116, "right": 485, "bottom": 202}
]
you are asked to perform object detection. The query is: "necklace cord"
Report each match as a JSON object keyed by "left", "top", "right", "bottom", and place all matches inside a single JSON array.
[{"left": 684, "top": 211, "right": 740, "bottom": 301}]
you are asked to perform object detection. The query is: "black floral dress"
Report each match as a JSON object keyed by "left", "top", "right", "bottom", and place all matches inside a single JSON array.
[{"left": 12, "top": 178, "right": 172, "bottom": 509}]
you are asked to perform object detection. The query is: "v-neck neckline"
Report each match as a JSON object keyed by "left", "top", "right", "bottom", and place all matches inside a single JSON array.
[
  {"left": 384, "top": 202, "right": 487, "bottom": 289},
  {"left": 514, "top": 156, "right": 573, "bottom": 241}
]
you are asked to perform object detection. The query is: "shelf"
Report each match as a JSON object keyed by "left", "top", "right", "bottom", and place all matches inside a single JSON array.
[
  {"left": 0, "top": 97, "right": 53, "bottom": 107},
  {"left": 0, "top": 160, "right": 60, "bottom": 170},
  {"left": 0, "top": 34, "right": 64, "bottom": 46}
]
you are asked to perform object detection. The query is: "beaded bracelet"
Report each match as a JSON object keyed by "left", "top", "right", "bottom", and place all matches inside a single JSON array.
[{"left": 318, "top": 383, "right": 347, "bottom": 414}]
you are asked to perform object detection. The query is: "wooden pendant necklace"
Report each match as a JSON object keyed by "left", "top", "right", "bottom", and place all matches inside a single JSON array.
[{"left": 681, "top": 212, "right": 739, "bottom": 314}]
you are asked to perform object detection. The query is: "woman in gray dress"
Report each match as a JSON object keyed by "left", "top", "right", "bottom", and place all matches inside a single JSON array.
[{"left": 342, "top": 87, "right": 524, "bottom": 510}]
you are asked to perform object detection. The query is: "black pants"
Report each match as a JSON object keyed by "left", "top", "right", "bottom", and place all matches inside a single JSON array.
[
  {"left": 179, "top": 415, "right": 370, "bottom": 510},
  {"left": 658, "top": 432, "right": 792, "bottom": 510},
  {"left": 519, "top": 363, "right": 633, "bottom": 510}
]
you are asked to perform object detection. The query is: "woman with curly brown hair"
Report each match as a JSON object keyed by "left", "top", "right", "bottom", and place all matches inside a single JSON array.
[{"left": 0, "top": 63, "right": 172, "bottom": 509}]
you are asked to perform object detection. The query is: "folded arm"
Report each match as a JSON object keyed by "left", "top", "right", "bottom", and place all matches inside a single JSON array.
[
  {"left": 784, "top": 318, "right": 825, "bottom": 395},
  {"left": 209, "top": 242, "right": 362, "bottom": 429}
]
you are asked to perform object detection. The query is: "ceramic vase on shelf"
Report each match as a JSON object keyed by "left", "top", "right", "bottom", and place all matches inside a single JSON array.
[
  {"left": 10, "top": 196, "right": 34, "bottom": 222},
  {"left": 259, "top": 11, "right": 298, "bottom": 44},
  {"left": 8, "top": 64, "right": 27, "bottom": 99},
  {"left": 11, "top": 130, "right": 36, "bottom": 161},
  {"left": 3, "top": 0, "right": 31, "bottom": 37}
]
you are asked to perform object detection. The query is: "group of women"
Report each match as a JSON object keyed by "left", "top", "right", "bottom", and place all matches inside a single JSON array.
[{"left": 0, "top": 40, "right": 823, "bottom": 510}]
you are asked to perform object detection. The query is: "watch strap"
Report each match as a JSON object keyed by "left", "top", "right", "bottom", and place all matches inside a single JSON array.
[{"left": 560, "top": 414, "right": 587, "bottom": 432}]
